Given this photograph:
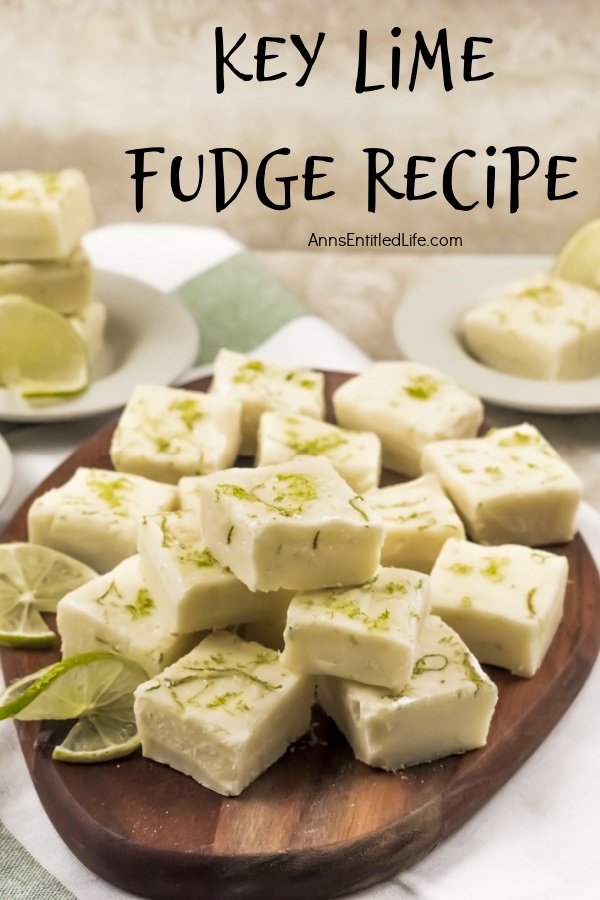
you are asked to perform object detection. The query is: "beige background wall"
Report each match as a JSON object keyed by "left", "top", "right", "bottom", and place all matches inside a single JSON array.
[{"left": 0, "top": 0, "right": 598, "bottom": 252}]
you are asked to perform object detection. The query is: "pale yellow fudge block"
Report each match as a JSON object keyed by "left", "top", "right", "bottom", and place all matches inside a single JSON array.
[
  {"left": 364, "top": 474, "right": 465, "bottom": 572},
  {"left": 0, "top": 244, "right": 92, "bottom": 314},
  {"left": 0, "top": 169, "right": 95, "bottom": 260},
  {"left": 333, "top": 362, "right": 483, "bottom": 477},
  {"left": 281, "top": 569, "right": 430, "bottom": 691},
  {"left": 110, "top": 385, "right": 242, "bottom": 484},
  {"left": 138, "top": 511, "right": 291, "bottom": 633},
  {"left": 318, "top": 615, "right": 498, "bottom": 770},
  {"left": 257, "top": 411, "right": 381, "bottom": 494},
  {"left": 209, "top": 349, "right": 325, "bottom": 454},
  {"left": 195, "top": 457, "right": 384, "bottom": 592},
  {"left": 27, "top": 467, "right": 178, "bottom": 572},
  {"left": 464, "top": 274, "right": 600, "bottom": 380},
  {"left": 430, "top": 538, "right": 568, "bottom": 677},
  {"left": 421, "top": 423, "right": 582, "bottom": 546},
  {"left": 57, "top": 555, "right": 201, "bottom": 676},
  {"left": 178, "top": 475, "right": 204, "bottom": 517},
  {"left": 69, "top": 300, "right": 106, "bottom": 363},
  {"left": 133, "top": 631, "right": 315, "bottom": 796}
]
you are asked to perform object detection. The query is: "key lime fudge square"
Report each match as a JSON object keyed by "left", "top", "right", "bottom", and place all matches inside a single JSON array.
[
  {"left": 110, "top": 385, "right": 242, "bottom": 484},
  {"left": 280, "top": 568, "right": 430, "bottom": 691},
  {"left": 421, "top": 423, "right": 582, "bottom": 545},
  {"left": 28, "top": 467, "right": 178, "bottom": 572},
  {"left": 194, "top": 457, "right": 384, "bottom": 592},
  {"left": 57, "top": 555, "right": 201, "bottom": 676},
  {"left": 318, "top": 614, "right": 498, "bottom": 770},
  {"left": 463, "top": 274, "right": 600, "bottom": 380},
  {"left": 134, "top": 630, "right": 315, "bottom": 796},
  {"left": 429, "top": 538, "right": 568, "bottom": 677},
  {"left": 332, "top": 361, "right": 483, "bottom": 477},
  {"left": 0, "top": 169, "right": 94, "bottom": 260}
]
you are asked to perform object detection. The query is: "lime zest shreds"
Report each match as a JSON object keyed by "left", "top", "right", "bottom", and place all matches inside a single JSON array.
[{"left": 551, "top": 218, "right": 600, "bottom": 290}]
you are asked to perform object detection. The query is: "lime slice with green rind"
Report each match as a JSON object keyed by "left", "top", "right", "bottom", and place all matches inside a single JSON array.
[
  {"left": 551, "top": 219, "right": 600, "bottom": 290},
  {"left": 0, "top": 543, "right": 97, "bottom": 647},
  {"left": 0, "top": 294, "right": 89, "bottom": 397},
  {"left": 0, "top": 652, "right": 147, "bottom": 762}
]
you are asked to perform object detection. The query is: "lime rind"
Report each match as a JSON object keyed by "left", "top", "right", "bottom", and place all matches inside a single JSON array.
[
  {"left": 0, "top": 543, "right": 97, "bottom": 646},
  {"left": 0, "top": 294, "right": 89, "bottom": 397},
  {"left": 551, "top": 219, "right": 600, "bottom": 290},
  {"left": 0, "top": 651, "right": 146, "bottom": 763}
]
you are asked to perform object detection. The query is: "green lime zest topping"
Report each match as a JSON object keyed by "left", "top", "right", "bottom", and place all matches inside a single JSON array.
[
  {"left": 449, "top": 562, "right": 473, "bottom": 575},
  {"left": 460, "top": 595, "right": 473, "bottom": 609},
  {"left": 286, "top": 429, "right": 347, "bottom": 456},
  {"left": 232, "top": 360, "right": 265, "bottom": 384},
  {"left": 87, "top": 475, "right": 130, "bottom": 510},
  {"left": 517, "top": 284, "right": 562, "bottom": 307},
  {"left": 125, "top": 588, "right": 155, "bottom": 620},
  {"left": 413, "top": 654, "right": 448, "bottom": 675},
  {"left": 154, "top": 436, "right": 173, "bottom": 453},
  {"left": 217, "top": 473, "right": 318, "bottom": 517},
  {"left": 480, "top": 556, "right": 510, "bottom": 583},
  {"left": 226, "top": 525, "right": 234, "bottom": 544},
  {"left": 384, "top": 581, "right": 408, "bottom": 595},
  {"left": 299, "top": 379, "right": 316, "bottom": 389},
  {"left": 498, "top": 430, "right": 535, "bottom": 447},
  {"left": 181, "top": 548, "right": 218, "bottom": 568},
  {"left": 526, "top": 587, "right": 537, "bottom": 618},
  {"left": 169, "top": 396, "right": 203, "bottom": 431},
  {"left": 206, "top": 691, "right": 250, "bottom": 713},
  {"left": 403, "top": 374, "right": 439, "bottom": 400}
]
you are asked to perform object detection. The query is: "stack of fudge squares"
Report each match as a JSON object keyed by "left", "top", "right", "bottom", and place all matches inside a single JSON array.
[
  {"left": 28, "top": 349, "right": 581, "bottom": 796},
  {"left": 0, "top": 169, "right": 105, "bottom": 370}
]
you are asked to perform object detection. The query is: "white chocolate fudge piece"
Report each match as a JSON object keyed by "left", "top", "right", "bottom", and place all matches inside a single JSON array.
[
  {"left": 333, "top": 362, "right": 483, "bottom": 477},
  {"left": 28, "top": 467, "right": 178, "bottom": 572},
  {"left": 57, "top": 556, "right": 200, "bottom": 676},
  {"left": 0, "top": 244, "right": 92, "bottom": 314},
  {"left": 133, "top": 631, "right": 315, "bottom": 796},
  {"left": 209, "top": 349, "right": 325, "bottom": 454},
  {"left": 430, "top": 538, "right": 568, "bottom": 677},
  {"left": 195, "top": 457, "right": 384, "bottom": 592},
  {"left": 257, "top": 412, "right": 381, "bottom": 494},
  {"left": 421, "top": 423, "right": 582, "bottom": 546},
  {"left": 281, "top": 569, "right": 430, "bottom": 691},
  {"left": 318, "top": 615, "right": 497, "bottom": 770},
  {"left": 0, "top": 169, "right": 94, "bottom": 260},
  {"left": 138, "top": 511, "right": 291, "bottom": 633},
  {"left": 364, "top": 474, "right": 465, "bottom": 572},
  {"left": 110, "top": 385, "right": 242, "bottom": 484},
  {"left": 69, "top": 300, "right": 106, "bottom": 363},
  {"left": 464, "top": 274, "right": 600, "bottom": 380}
]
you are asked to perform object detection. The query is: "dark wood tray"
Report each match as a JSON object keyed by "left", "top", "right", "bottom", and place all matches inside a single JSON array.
[{"left": 2, "top": 372, "right": 600, "bottom": 900}]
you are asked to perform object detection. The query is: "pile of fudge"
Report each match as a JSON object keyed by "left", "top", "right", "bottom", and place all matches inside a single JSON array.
[
  {"left": 28, "top": 349, "right": 580, "bottom": 796},
  {"left": 0, "top": 169, "right": 104, "bottom": 371}
]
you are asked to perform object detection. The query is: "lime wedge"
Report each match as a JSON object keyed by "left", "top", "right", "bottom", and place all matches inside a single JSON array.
[
  {"left": 0, "top": 543, "right": 96, "bottom": 647},
  {"left": 551, "top": 219, "right": 600, "bottom": 290},
  {"left": 0, "top": 651, "right": 146, "bottom": 762},
  {"left": 0, "top": 294, "right": 89, "bottom": 397}
]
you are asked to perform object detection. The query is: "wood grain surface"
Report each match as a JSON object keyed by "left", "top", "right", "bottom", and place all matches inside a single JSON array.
[{"left": 2, "top": 372, "right": 600, "bottom": 900}]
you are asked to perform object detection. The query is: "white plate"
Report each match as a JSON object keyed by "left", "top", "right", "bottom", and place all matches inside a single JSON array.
[
  {"left": 0, "top": 270, "right": 199, "bottom": 422},
  {"left": 394, "top": 254, "right": 600, "bottom": 414},
  {"left": 0, "top": 434, "right": 12, "bottom": 505}
]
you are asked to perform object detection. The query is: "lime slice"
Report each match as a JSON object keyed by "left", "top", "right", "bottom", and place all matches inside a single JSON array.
[
  {"left": 0, "top": 651, "right": 146, "bottom": 762},
  {"left": 0, "top": 294, "right": 89, "bottom": 397},
  {"left": 551, "top": 219, "right": 600, "bottom": 290},
  {"left": 0, "top": 543, "right": 97, "bottom": 647}
]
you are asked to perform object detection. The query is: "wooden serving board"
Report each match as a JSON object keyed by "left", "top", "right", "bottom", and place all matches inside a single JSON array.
[{"left": 2, "top": 372, "right": 600, "bottom": 900}]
